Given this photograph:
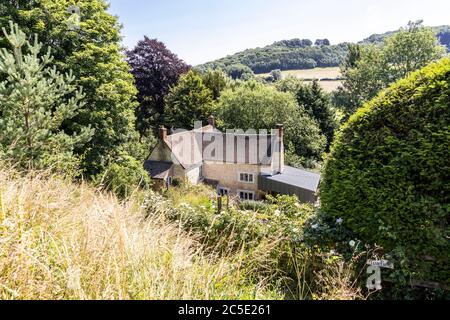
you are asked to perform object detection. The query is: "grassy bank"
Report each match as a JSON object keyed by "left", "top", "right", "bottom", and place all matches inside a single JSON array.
[
  {"left": 0, "top": 168, "right": 368, "bottom": 300},
  {"left": 0, "top": 168, "right": 281, "bottom": 300}
]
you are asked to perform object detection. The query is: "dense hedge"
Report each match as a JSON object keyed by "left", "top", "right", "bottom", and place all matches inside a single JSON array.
[{"left": 321, "top": 58, "right": 450, "bottom": 289}]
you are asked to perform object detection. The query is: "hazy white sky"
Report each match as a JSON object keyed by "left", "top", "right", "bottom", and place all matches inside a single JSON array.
[{"left": 108, "top": 0, "right": 450, "bottom": 65}]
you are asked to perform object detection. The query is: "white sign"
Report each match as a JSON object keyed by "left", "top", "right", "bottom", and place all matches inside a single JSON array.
[{"left": 367, "top": 259, "right": 394, "bottom": 269}]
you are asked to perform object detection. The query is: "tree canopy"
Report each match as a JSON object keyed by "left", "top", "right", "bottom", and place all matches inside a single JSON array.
[
  {"left": 0, "top": 0, "right": 145, "bottom": 178},
  {"left": 335, "top": 21, "right": 446, "bottom": 116},
  {"left": 201, "top": 68, "right": 230, "bottom": 100},
  {"left": 0, "top": 22, "right": 93, "bottom": 172},
  {"left": 164, "top": 70, "right": 214, "bottom": 130},
  {"left": 296, "top": 81, "right": 337, "bottom": 149},
  {"left": 127, "top": 36, "right": 190, "bottom": 134}
]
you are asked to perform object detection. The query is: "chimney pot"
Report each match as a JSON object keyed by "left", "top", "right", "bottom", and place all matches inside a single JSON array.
[
  {"left": 276, "top": 124, "right": 284, "bottom": 138},
  {"left": 159, "top": 126, "right": 167, "bottom": 140},
  {"left": 208, "top": 115, "right": 215, "bottom": 127},
  {"left": 275, "top": 124, "right": 284, "bottom": 174}
]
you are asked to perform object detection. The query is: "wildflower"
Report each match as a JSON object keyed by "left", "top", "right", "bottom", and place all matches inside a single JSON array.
[
  {"left": 311, "top": 223, "right": 319, "bottom": 229},
  {"left": 336, "top": 218, "right": 343, "bottom": 225},
  {"left": 274, "top": 209, "right": 281, "bottom": 217},
  {"left": 349, "top": 240, "right": 356, "bottom": 247}
]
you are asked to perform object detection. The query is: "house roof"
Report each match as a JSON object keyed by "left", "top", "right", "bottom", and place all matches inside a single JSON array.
[
  {"left": 262, "top": 166, "right": 321, "bottom": 192},
  {"left": 259, "top": 166, "right": 321, "bottom": 203},
  {"left": 144, "top": 161, "right": 172, "bottom": 179},
  {"left": 162, "top": 125, "right": 280, "bottom": 167}
]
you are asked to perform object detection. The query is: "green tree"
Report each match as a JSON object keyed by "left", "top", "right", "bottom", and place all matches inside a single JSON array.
[
  {"left": 216, "top": 81, "right": 326, "bottom": 162},
  {"left": 275, "top": 76, "right": 305, "bottom": 94},
  {"left": 201, "top": 68, "right": 229, "bottom": 100},
  {"left": 276, "top": 78, "right": 338, "bottom": 149},
  {"left": 383, "top": 21, "right": 446, "bottom": 81},
  {"left": 337, "top": 21, "right": 445, "bottom": 116},
  {"left": 268, "top": 69, "right": 282, "bottom": 82},
  {"left": 0, "top": 22, "right": 93, "bottom": 172},
  {"left": 0, "top": 0, "right": 144, "bottom": 177},
  {"left": 336, "top": 44, "right": 388, "bottom": 116},
  {"left": 224, "top": 64, "right": 255, "bottom": 80},
  {"left": 165, "top": 70, "right": 214, "bottom": 129},
  {"left": 96, "top": 151, "right": 152, "bottom": 198},
  {"left": 296, "top": 80, "right": 337, "bottom": 148}
]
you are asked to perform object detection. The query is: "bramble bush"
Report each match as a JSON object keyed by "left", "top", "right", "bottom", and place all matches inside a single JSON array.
[{"left": 321, "top": 58, "right": 450, "bottom": 296}]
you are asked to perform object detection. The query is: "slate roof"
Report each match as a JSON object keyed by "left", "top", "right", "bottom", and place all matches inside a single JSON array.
[
  {"left": 261, "top": 166, "right": 321, "bottom": 192},
  {"left": 144, "top": 161, "right": 172, "bottom": 179},
  {"left": 163, "top": 125, "right": 279, "bottom": 167}
]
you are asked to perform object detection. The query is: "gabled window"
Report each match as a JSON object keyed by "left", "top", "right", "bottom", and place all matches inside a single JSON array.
[{"left": 239, "top": 172, "right": 254, "bottom": 183}]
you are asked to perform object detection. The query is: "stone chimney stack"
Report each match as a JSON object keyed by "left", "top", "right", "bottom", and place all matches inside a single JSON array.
[
  {"left": 208, "top": 115, "right": 215, "bottom": 127},
  {"left": 158, "top": 126, "right": 167, "bottom": 140},
  {"left": 276, "top": 124, "right": 285, "bottom": 174},
  {"left": 276, "top": 124, "right": 284, "bottom": 141}
]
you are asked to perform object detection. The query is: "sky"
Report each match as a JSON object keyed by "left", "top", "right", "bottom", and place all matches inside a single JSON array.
[{"left": 108, "top": 0, "right": 450, "bottom": 65}]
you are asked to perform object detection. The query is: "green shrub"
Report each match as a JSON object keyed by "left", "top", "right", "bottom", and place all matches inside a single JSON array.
[
  {"left": 156, "top": 183, "right": 370, "bottom": 299},
  {"left": 96, "top": 152, "right": 152, "bottom": 198},
  {"left": 321, "top": 58, "right": 450, "bottom": 292},
  {"left": 239, "top": 200, "right": 271, "bottom": 212},
  {"left": 171, "top": 177, "right": 183, "bottom": 187}
]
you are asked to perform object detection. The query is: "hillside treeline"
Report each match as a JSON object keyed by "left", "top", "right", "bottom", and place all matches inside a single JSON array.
[{"left": 199, "top": 25, "right": 450, "bottom": 75}]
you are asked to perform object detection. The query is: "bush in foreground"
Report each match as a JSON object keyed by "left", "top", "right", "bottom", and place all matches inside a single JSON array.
[
  {"left": 163, "top": 184, "right": 368, "bottom": 300},
  {"left": 321, "top": 58, "right": 450, "bottom": 294}
]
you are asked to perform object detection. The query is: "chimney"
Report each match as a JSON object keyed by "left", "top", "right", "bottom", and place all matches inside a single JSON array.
[
  {"left": 276, "top": 124, "right": 284, "bottom": 141},
  {"left": 208, "top": 115, "right": 215, "bottom": 127},
  {"left": 276, "top": 124, "right": 285, "bottom": 173},
  {"left": 158, "top": 126, "right": 167, "bottom": 140}
]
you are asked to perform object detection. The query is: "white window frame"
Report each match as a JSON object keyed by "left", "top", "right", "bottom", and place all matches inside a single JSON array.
[
  {"left": 238, "top": 172, "right": 255, "bottom": 184},
  {"left": 238, "top": 190, "right": 255, "bottom": 201},
  {"left": 218, "top": 187, "right": 230, "bottom": 197}
]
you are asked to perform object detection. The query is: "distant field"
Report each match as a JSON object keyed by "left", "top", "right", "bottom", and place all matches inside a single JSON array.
[
  {"left": 259, "top": 67, "right": 343, "bottom": 93},
  {"left": 303, "top": 80, "right": 342, "bottom": 93},
  {"left": 278, "top": 67, "right": 341, "bottom": 79}
]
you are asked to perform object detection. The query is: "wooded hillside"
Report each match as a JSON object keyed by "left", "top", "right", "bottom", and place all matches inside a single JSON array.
[{"left": 198, "top": 25, "right": 450, "bottom": 74}]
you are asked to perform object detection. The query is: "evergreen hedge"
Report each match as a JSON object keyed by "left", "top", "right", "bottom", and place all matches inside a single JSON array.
[{"left": 321, "top": 58, "right": 450, "bottom": 289}]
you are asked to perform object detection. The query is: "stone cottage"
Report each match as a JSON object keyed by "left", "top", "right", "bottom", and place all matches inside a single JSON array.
[{"left": 145, "top": 116, "right": 320, "bottom": 203}]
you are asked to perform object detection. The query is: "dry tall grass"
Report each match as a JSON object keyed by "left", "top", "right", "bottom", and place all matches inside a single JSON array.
[{"left": 0, "top": 168, "right": 280, "bottom": 300}]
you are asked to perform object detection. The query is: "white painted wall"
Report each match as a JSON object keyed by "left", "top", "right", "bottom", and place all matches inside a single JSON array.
[{"left": 186, "top": 166, "right": 202, "bottom": 185}]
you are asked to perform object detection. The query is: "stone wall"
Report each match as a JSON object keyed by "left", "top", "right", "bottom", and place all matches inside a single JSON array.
[{"left": 203, "top": 162, "right": 271, "bottom": 199}]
